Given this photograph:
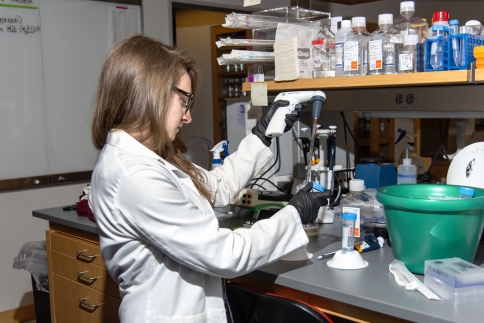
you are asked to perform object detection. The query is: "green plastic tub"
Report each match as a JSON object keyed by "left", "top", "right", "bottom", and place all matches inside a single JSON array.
[{"left": 376, "top": 184, "right": 484, "bottom": 274}]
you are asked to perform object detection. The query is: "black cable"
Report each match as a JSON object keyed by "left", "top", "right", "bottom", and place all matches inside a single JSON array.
[
  {"left": 339, "top": 111, "right": 366, "bottom": 159},
  {"left": 339, "top": 112, "right": 351, "bottom": 189},
  {"left": 250, "top": 137, "right": 280, "bottom": 189},
  {"left": 247, "top": 177, "right": 287, "bottom": 193},
  {"left": 418, "top": 119, "right": 450, "bottom": 183},
  {"left": 247, "top": 183, "right": 267, "bottom": 190}
]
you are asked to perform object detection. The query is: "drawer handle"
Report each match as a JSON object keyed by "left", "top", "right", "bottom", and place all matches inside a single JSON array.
[
  {"left": 76, "top": 250, "right": 98, "bottom": 260},
  {"left": 78, "top": 297, "right": 103, "bottom": 309},
  {"left": 77, "top": 271, "right": 100, "bottom": 281}
]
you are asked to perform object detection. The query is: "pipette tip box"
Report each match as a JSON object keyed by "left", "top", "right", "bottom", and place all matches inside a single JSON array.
[{"left": 424, "top": 257, "right": 484, "bottom": 304}]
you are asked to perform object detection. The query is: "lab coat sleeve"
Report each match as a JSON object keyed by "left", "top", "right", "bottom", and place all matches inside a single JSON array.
[
  {"left": 203, "top": 133, "right": 274, "bottom": 207},
  {"left": 115, "top": 166, "right": 308, "bottom": 278}
]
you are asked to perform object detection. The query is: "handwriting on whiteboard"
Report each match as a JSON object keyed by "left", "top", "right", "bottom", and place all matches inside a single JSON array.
[{"left": 0, "top": 14, "right": 40, "bottom": 34}]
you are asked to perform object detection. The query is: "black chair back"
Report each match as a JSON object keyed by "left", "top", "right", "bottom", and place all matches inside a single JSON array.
[{"left": 226, "top": 282, "right": 333, "bottom": 323}]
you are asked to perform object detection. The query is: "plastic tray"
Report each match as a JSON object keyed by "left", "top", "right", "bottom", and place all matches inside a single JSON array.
[{"left": 425, "top": 34, "right": 484, "bottom": 71}]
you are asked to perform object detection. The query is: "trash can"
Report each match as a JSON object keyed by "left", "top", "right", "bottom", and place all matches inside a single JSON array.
[{"left": 13, "top": 240, "right": 51, "bottom": 323}]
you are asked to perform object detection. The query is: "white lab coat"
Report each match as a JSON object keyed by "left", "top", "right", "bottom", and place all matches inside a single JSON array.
[{"left": 91, "top": 130, "right": 309, "bottom": 323}]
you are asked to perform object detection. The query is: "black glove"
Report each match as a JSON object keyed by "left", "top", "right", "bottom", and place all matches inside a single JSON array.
[
  {"left": 288, "top": 183, "right": 330, "bottom": 224},
  {"left": 252, "top": 100, "right": 298, "bottom": 147}
]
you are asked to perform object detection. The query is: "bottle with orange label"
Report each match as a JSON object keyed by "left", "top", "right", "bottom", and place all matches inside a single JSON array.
[
  {"left": 338, "top": 179, "right": 375, "bottom": 243},
  {"left": 343, "top": 17, "right": 372, "bottom": 76},
  {"left": 369, "top": 14, "right": 403, "bottom": 75}
]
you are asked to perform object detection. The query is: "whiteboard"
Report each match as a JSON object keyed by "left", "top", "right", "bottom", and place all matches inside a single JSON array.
[
  {"left": 0, "top": 1, "right": 48, "bottom": 180},
  {"left": 0, "top": 0, "right": 141, "bottom": 185}
]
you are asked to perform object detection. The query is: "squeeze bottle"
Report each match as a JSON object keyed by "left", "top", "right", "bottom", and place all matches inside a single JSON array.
[
  {"left": 210, "top": 141, "right": 229, "bottom": 170},
  {"left": 397, "top": 148, "right": 417, "bottom": 184}
]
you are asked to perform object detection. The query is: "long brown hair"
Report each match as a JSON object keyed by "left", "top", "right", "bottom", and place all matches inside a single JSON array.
[{"left": 91, "top": 35, "right": 213, "bottom": 202}]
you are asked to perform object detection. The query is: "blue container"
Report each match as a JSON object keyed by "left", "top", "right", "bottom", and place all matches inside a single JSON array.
[{"left": 355, "top": 162, "right": 397, "bottom": 189}]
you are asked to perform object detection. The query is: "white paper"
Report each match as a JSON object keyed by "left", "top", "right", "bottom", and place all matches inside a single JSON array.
[
  {"left": 110, "top": 6, "right": 141, "bottom": 48},
  {"left": 244, "top": 0, "right": 261, "bottom": 7},
  {"left": 250, "top": 83, "right": 268, "bottom": 107}
]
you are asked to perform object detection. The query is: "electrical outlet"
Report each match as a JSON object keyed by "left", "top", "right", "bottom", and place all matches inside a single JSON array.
[
  {"left": 406, "top": 93, "right": 415, "bottom": 105},
  {"left": 394, "top": 94, "right": 403, "bottom": 105}
]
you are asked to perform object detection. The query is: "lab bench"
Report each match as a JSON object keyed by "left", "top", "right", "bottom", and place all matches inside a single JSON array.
[{"left": 33, "top": 206, "right": 484, "bottom": 323}]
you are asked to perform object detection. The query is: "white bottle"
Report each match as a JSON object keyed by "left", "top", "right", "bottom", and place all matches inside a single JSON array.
[
  {"left": 335, "top": 20, "right": 352, "bottom": 77},
  {"left": 398, "top": 34, "right": 418, "bottom": 73},
  {"left": 370, "top": 14, "right": 403, "bottom": 75},
  {"left": 343, "top": 17, "right": 372, "bottom": 77},
  {"left": 397, "top": 148, "right": 417, "bottom": 184}
]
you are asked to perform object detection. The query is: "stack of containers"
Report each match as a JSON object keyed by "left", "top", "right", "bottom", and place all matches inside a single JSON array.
[
  {"left": 424, "top": 257, "right": 484, "bottom": 304},
  {"left": 474, "top": 46, "right": 484, "bottom": 68}
]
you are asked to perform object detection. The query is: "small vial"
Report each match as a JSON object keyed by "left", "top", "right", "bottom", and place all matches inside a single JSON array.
[
  {"left": 459, "top": 187, "right": 475, "bottom": 199},
  {"left": 342, "top": 212, "right": 357, "bottom": 254}
]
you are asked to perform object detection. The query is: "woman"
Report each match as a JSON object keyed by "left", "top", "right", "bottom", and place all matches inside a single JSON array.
[{"left": 91, "top": 35, "right": 327, "bottom": 323}]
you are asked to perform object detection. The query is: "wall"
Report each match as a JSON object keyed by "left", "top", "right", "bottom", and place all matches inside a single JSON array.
[
  {"left": 176, "top": 10, "right": 227, "bottom": 144},
  {"left": 0, "top": 0, "right": 290, "bottom": 315}
]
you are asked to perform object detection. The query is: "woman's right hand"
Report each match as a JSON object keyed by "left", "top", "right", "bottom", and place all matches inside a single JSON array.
[{"left": 288, "top": 183, "right": 330, "bottom": 224}]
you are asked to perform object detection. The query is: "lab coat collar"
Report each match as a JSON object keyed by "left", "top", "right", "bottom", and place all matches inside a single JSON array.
[{"left": 106, "top": 129, "right": 161, "bottom": 160}]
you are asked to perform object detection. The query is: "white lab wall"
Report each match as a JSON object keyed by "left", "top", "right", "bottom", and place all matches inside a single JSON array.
[
  {"left": 0, "top": 0, "right": 291, "bottom": 315},
  {"left": 0, "top": 183, "right": 86, "bottom": 311}
]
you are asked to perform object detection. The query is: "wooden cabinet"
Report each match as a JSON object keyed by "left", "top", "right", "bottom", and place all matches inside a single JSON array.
[
  {"left": 354, "top": 114, "right": 395, "bottom": 163},
  {"left": 211, "top": 25, "right": 252, "bottom": 144},
  {"left": 46, "top": 223, "right": 120, "bottom": 323}
]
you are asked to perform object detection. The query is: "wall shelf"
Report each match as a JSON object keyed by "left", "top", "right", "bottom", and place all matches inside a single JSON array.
[{"left": 242, "top": 69, "right": 484, "bottom": 92}]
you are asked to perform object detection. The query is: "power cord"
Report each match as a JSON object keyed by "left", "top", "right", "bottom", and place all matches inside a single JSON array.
[
  {"left": 249, "top": 137, "right": 281, "bottom": 190},
  {"left": 418, "top": 119, "right": 450, "bottom": 183}
]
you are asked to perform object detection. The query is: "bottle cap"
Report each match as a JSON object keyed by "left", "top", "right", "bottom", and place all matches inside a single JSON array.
[
  {"left": 342, "top": 212, "right": 357, "bottom": 221},
  {"left": 349, "top": 179, "right": 365, "bottom": 192},
  {"left": 403, "top": 34, "right": 418, "bottom": 46},
  {"left": 341, "top": 20, "right": 352, "bottom": 28},
  {"left": 378, "top": 14, "right": 393, "bottom": 25},
  {"left": 450, "top": 19, "right": 459, "bottom": 26},
  {"left": 459, "top": 186, "right": 475, "bottom": 197},
  {"left": 465, "top": 20, "right": 482, "bottom": 26},
  {"left": 351, "top": 16, "right": 366, "bottom": 27},
  {"left": 432, "top": 25, "right": 446, "bottom": 31},
  {"left": 433, "top": 11, "right": 450, "bottom": 22},
  {"left": 400, "top": 1, "right": 415, "bottom": 13},
  {"left": 312, "top": 39, "right": 325, "bottom": 45},
  {"left": 403, "top": 158, "right": 412, "bottom": 165}
]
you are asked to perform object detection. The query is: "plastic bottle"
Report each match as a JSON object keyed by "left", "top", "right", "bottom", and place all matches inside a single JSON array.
[
  {"left": 210, "top": 140, "right": 229, "bottom": 170},
  {"left": 465, "top": 20, "right": 482, "bottom": 35},
  {"left": 429, "top": 25, "right": 448, "bottom": 70},
  {"left": 393, "top": 1, "right": 428, "bottom": 72},
  {"left": 397, "top": 148, "right": 417, "bottom": 184},
  {"left": 343, "top": 17, "right": 372, "bottom": 77},
  {"left": 370, "top": 14, "right": 403, "bottom": 75},
  {"left": 398, "top": 34, "right": 418, "bottom": 73},
  {"left": 342, "top": 212, "right": 356, "bottom": 254},
  {"left": 312, "top": 19, "right": 336, "bottom": 78},
  {"left": 395, "top": 129, "right": 424, "bottom": 175},
  {"left": 335, "top": 20, "right": 352, "bottom": 77},
  {"left": 339, "top": 179, "right": 374, "bottom": 242},
  {"left": 449, "top": 19, "right": 460, "bottom": 66},
  {"left": 427, "top": 11, "right": 450, "bottom": 38}
]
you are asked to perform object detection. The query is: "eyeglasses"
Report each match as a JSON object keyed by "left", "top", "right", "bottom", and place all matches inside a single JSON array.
[{"left": 172, "top": 86, "right": 194, "bottom": 114}]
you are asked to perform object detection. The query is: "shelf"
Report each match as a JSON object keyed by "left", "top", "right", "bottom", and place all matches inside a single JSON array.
[{"left": 242, "top": 69, "right": 484, "bottom": 92}]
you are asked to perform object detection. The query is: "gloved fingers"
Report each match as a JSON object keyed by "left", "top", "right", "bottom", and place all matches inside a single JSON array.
[
  {"left": 299, "top": 182, "right": 313, "bottom": 193},
  {"left": 284, "top": 114, "right": 298, "bottom": 132}
]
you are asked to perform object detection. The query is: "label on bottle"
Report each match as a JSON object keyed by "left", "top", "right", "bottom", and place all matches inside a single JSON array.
[
  {"left": 343, "top": 41, "right": 359, "bottom": 71},
  {"left": 312, "top": 45, "right": 323, "bottom": 69},
  {"left": 369, "top": 39, "right": 382, "bottom": 70},
  {"left": 399, "top": 52, "right": 413, "bottom": 71},
  {"left": 342, "top": 206, "right": 361, "bottom": 237},
  {"left": 335, "top": 41, "right": 343, "bottom": 67}
]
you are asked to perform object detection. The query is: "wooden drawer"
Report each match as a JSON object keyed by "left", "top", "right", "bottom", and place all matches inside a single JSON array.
[
  {"left": 50, "top": 231, "right": 105, "bottom": 267},
  {"left": 51, "top": 250, "right": 120, "bottom": 299},
  {"left": 53, "top": 273, "right": 120, "bottom": 323}
]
